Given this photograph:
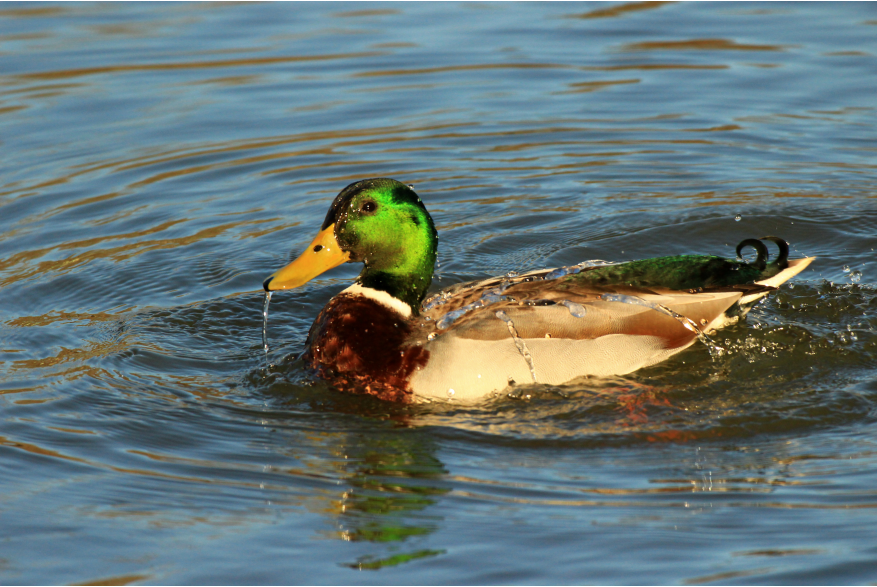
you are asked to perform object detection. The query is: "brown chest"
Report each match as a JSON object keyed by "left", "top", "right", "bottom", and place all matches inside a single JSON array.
[{"left": 302, "top": 294, "right": 429, "bottom": 402}]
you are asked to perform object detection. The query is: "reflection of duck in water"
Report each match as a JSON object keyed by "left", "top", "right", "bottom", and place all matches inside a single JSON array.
[
  {"left": 263, "top": 179, "right": 813, "bottom": 402},
  {"left": 331, "top": 434, "right": 449, "bottom": 570}
]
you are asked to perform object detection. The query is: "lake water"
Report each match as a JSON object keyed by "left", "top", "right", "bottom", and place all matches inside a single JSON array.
[{"left": 2, "top": 2, "right": 877, "bottom": 584}]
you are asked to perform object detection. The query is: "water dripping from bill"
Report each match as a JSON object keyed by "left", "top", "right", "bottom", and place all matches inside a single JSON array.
[{"left": 262, "top": 291, "right": 272, "bottom": 361}]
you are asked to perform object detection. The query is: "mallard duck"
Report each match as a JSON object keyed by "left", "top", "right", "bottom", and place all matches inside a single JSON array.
[{"left": 264, "top": 178, "right": 813, "bottom": 402}]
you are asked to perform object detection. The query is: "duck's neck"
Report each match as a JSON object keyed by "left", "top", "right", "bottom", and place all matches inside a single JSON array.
[
  {"left": 356, "top": 222, "right": 438, "bottom": 316},
  {"left": 353, "top": 205, "right": 437, "bottom": 315},
  {"left": 357, "top": 264, "right": 432, "bottom": 316}
]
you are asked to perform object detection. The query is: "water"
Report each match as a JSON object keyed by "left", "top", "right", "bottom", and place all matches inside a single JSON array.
[
  {"left": 262, "top": 291, "right": 272, "bottom": 355},
  {"left": 2, "top": 2, "right": 877, "bottom": 584},
  {"left": 600, "top": 293, "right": 702, "bottom": 334},
  {"left": 559, "top": 299, "right": 587, "bottom": 318},
  {"left": 599, "top": 292, "right": 727, "bottom": 358},
  {"left": 495, "top": 310, "right": 538, "bottom": 384}
]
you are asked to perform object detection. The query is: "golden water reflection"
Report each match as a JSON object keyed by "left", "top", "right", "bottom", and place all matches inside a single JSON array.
[
  {"left": 622, "top": 38, "right": 789, "bottom": 52},
  {"left": 566, "top": 1, "right": 674, "bottom": 20}
]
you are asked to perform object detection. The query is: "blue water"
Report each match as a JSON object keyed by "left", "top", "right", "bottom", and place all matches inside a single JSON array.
[{"left": 1, "top": 2, "right": 877, "bottom": 584}]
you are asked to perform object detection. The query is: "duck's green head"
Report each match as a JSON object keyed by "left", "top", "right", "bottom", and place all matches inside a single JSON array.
[{"left": 263, "top": 178, "right": 438, "bottom": 313}]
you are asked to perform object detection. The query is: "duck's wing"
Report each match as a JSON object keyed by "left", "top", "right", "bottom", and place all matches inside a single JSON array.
[
  {"left": 419, "top": 256, "right": 816, "bottom": 332},
  {"left": 409, "top": 257, "right": 814, "bottom": 401}
]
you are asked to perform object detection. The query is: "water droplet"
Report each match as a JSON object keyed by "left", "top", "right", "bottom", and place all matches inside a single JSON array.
[
  {"left": 850, "top": 270, "right": 862, "bottom": 284},
  {"left": 734, "top": 214, "right": 742, "bottom": 222},
  {"left": 447, "top": 388, "right": 455, "bottom": 397},
  {"left": 559, "top": 300, "right": 586, "bottom": 318},
  {"left": 427, "top": 332, "right": 437, "bottom": 340},
  {"left": 423, "top": 291, "right": 453, "bottom": 311},
  {"left": 545, "top": 267, "right": 570, "bottom": 280}
]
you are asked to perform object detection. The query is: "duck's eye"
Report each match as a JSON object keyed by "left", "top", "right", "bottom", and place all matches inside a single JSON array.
[{"left": 360, "top": 201, "right": 377, "bottom": 214}]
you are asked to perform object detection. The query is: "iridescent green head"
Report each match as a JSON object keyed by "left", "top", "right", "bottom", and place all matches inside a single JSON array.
[{"left": 263, "top": 179, "right": 438, "bottom": 314}]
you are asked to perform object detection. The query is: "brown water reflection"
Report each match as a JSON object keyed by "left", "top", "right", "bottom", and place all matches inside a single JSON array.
[
  {"left": 621, "top": 38, "right": 789, "bottom": 52},
  {"left": 568, "top": 1, "right": 674, "bottom": 20},
  {"left": 13, "top": 52, "right": 388, "bottom": 82}
]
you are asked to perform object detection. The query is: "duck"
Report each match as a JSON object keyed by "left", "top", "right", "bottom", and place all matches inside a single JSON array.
[{"left": 263, "top": 178, "right": 813, "bottom": 403}]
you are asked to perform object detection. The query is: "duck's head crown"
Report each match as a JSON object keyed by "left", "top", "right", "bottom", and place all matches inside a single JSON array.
[{"left": 322, "top": 178, "right": 429, "bottom": 228}]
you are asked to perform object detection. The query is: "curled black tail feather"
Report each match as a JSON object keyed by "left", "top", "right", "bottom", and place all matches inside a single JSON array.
[
  {"left": 759, "top": 236, "right": 789, "bottom": 269},
  {"left": 735, "top": 236, "right": 790, "bottom": 273},
  {"left": 736, "top": 238, "right": 768, "bottom": 270}
]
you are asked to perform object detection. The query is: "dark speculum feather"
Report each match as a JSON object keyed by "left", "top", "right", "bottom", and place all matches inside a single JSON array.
[
  {"left": 759, "top": 236, "right": 789, "bottom": 269},
  {"left": 736, "top": 238, "right": 768, "bottom": 270}
]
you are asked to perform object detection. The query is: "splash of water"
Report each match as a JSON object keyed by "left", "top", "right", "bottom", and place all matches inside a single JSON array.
[
  {"left": 495, "top": 310, "right": 538, "bottom": 383},
  {"left": 543, "top": 260, "right": 613, "bottom": 281},
  {"left": 425, "top": 261, "right": 623, "bottom": 334},
  {"left": 423, "top": 260, "right": 612, "bottom": 314},
  {"left": 544, "top": 267, "right": 570, "bottom": 280},
  {"left": 435, "top": 284, "right": 514, "bottom": 330},
  {"left": 423, "top": 290, "right": 453, "bottom": 311},
  {"left": 599, "top": 293, "right": 726, "bottom": 357}
]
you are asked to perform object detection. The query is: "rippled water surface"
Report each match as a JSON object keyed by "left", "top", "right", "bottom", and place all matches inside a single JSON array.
[{"left": 2, "top": 2, "right": 877, "bottom": 584}]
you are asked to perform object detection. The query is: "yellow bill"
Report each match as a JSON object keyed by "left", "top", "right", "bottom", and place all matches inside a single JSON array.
[{"left": 263, "top": 224, "right": 350, "bottom": 291}]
